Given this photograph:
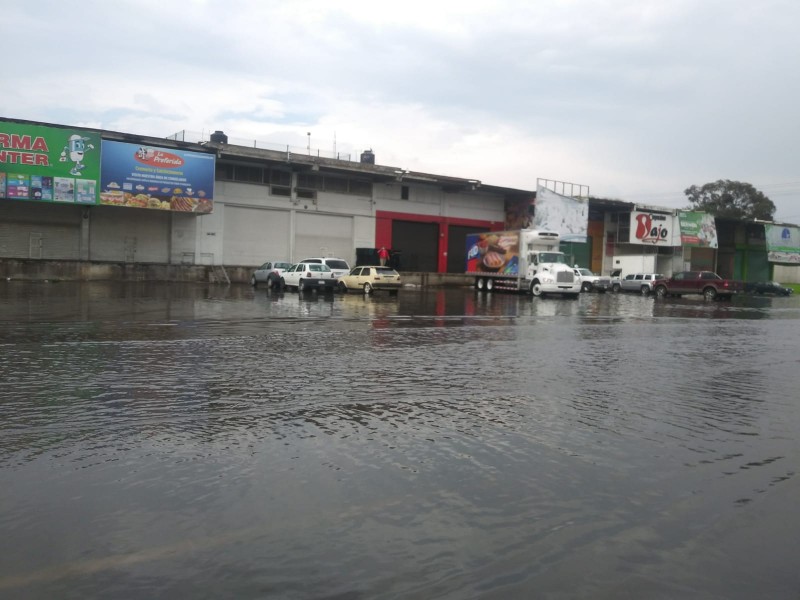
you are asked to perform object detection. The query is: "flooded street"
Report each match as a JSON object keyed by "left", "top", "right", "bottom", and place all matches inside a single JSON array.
[{"left": 2, "top": 282, "right": 800, "bottom": 599}]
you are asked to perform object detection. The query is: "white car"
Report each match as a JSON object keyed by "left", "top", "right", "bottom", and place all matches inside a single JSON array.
[
  {"left": 299, "top": 257, "right": 351, "bottom": 279},
  {"left": 251, "top": 260, "right": 292, "bottom": 289},
  {"left": 573, "top": 268, "right": 610, "bottom": 293},
  {"left": 280, "top": 263, "right": 339, "bottom": 293}
]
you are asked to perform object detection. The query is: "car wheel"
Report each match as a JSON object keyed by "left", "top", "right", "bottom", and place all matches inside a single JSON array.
[
  {"left": 655, "top": 285, "right": 667, "bottom": 298},
  {"left": 703, "top": 286, "right": 717, "bottom": 300},
  {"left": 338, "top": 281, "right": 348, "bottom": 293},
  {"left": 299, "top": 280, "right": 306, "bottom": 293},
  {"left": 486, "top": 278, "right": 494, "bottom": 291},
  {"left": 612, "top": 283, "right": 621, "bottom": 292},
  {"left": 581, "top": 282, "right": 592, "bottom": 292},
  {"left": 250, "top": 275, "right": 257, "bottom": 287},
  {"left": 531, "top": 282, "right": 543, "bottom": 297},
  {"left": 279, "top": 278, "right": 287, "bottom": 291},
  {"left": 640, "top": 285, "right": 650, "bottom": 295},
  {"left": 363, "top": 282, "right": 373, "bottom": 294}
]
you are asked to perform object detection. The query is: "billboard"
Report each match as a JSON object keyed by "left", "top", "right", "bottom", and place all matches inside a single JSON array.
[
  {"left": 533, "top": 186, "right": 588, "bottom": 242},
  {"left": 0, "top": 121, "right": 101, "bottom": 204},
  {"left": 630, "top": 211, "right": 680, "bottom": 246},
  {"left": 678, "top": 211, "right": 718, "bottom": 248},
  {"left": 100, "top": 140, "right": 215, "bottom": 213},
  {"left": 765, "top": 224, "right": 800, "bottom": 263}
]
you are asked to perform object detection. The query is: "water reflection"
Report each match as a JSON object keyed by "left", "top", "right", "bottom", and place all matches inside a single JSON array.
[{"left": 2, "top": 282, "right": 800, "bottom": 598}]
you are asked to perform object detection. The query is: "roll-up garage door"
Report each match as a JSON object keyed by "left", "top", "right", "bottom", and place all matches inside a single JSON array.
[
  {"left": 294, "top": 213, "right": 353, "bottom": 263},
  {"left": 0, "top": 202, "right": 82, "bottom": 259},
  {"left": 90, "top": 206, "right": 169, "bottom": 263},
  {"left": 447, "top": 225, "right": 488, "bottom": 273},
  {"left": 392, "top": 220, "right": 438, "bottom": 272},
  {"left": 223, "top": 207, "right": 291, "bottom": 266}
]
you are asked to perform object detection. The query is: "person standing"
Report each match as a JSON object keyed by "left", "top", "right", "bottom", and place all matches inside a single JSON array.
[{"left": 378, "top": 246, "right": 389, "bottom": 266}]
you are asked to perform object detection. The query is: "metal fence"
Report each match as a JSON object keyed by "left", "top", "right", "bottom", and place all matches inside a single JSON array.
[{"left": 166, "top": 130, "right": 353, "bottom": 162}]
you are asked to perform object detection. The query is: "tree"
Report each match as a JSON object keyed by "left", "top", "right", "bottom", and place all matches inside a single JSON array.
[{"left": 683, "top": 180, "right": 775, "bottom": 220}]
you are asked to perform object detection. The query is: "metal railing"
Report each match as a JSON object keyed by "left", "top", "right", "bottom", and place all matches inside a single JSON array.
[{"left": 166, "top": 130, "right": 353, "bottom": 162}]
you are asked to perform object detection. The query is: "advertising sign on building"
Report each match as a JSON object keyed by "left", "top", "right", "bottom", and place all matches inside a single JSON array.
[
  {"left": 533, "top": 186, "right": 587, "bottom": 242},
  {"left": 678, "top": 211, "right": 718, "bottom": 248},
  {"left": 0, "top": 120, "right": 100, "bottom": 204},
  {"left": 629, "top": 210, "right": 679, "bottom": 246},
  {"left": 100, "top": 140, "right": 215, "bottom": 213},
  {"left": 465, "top": 231, "right": 521, "bottom": 275},
  {"left": 765, "top": 224, "right": 800, "bottom": 263}
]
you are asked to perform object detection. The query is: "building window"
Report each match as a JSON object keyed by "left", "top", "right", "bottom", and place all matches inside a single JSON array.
[
  {"left": 270, "top": 169, "right": 291, "bottom": 186},
  {"left": 324, "top": 176, "right": 348, "bottom": 193},
  {"left": 215, "top": 163, "right": 235, "bottom": 180},
  {"left": 297, "top": 173, "right": 323, "bottom": 190},
  {"left": 617, "top": 214, "right": 630, "bottom": 243},
  {"left": 296, "top": 188, "right": 317, "bottom": 200},
  {"left": 401, "top": 185, "right": 410, "bottom": 200},
  {"left": 271, "top": 186, "right": 291, "bottom": 197}
]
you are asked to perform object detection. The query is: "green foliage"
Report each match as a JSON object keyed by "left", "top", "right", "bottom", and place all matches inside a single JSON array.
[{"left": 684, "top": 180, "right": 776, "bottom": 220}]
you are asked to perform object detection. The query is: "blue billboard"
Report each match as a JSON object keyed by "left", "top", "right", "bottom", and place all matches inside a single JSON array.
[{"left": 100, "top": 140, "right": 215, "bottom": 213}]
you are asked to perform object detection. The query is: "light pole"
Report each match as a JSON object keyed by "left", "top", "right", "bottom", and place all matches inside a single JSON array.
[{"left": 307, "top": 132, "right": 311, "bottom": 154}]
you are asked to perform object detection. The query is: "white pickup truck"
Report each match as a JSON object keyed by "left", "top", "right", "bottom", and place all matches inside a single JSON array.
[{"left": 573, "top": 268, "right": 610, "bottom": 293}]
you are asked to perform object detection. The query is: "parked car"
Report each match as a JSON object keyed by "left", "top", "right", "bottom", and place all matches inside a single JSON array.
[
  {"left": 573, "top": 268, "right": 610, "bottom": 292},
  {"left": 280, "top": 263, "right": 338, "bottom": 293},
  {"left": 653, "top": 271, "right": 744, "bottom": 300},
  {"left": 613, "top": 273, "right": 664, "bottom": 294},
  {"left": 250, "top": 260, "right": 292, "bottom": 289},
  {"left": 745, "top": 281, "right": 793, "bottom": 296},
  {"left": 338, "top": 266, "right": 402, "bottom": 295},
  {"left": 299, "top": 257, "right": 351, "bottom": 279}
]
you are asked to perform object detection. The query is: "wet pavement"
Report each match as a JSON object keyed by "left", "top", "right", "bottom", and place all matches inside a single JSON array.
[{"left": 1, "top": 281, "right": 799, "bottom": 599}]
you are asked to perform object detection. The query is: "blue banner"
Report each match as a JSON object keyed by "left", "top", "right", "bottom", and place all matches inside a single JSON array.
[{"left": 100, "top": 140, "right": 215, "bottom": 213}]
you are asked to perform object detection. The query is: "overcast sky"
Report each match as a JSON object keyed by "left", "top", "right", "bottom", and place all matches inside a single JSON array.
[{"left": 5, "top": 0, "right": 799, "bottom": 221}]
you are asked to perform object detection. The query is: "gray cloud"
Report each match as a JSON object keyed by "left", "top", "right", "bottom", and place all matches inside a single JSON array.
[{"left": 4, "top": 0, "right": 799, "bottom": 220}]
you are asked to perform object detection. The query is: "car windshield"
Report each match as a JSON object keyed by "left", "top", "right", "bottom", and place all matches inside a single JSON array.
[
  {"left": 309, "top": 264, "right": 331, "bottom": 272},
  {"left": 376, "top": 268, "right": 397, "bottom": 275},
  {"left": 577, "top": 269, "right": 593, "bottom": 276},
  {"left": 275, "top": 262, "right": 291, "bottom": 269}
]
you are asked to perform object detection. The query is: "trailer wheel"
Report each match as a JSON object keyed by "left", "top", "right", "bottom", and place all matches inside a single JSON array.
[
  {"left": 486, "top": 278, "right": 494, "bottom": 291},
  {"left": 531, "top": 282, "right": 543, "bottom": 297}
]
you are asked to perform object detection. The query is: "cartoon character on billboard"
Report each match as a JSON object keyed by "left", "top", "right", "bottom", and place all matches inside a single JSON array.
[{"left": 59, "top": 134, "right": 95, "bottom": 176}]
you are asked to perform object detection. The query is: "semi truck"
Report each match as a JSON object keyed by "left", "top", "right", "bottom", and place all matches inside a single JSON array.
[{"left": 465, "top": 229, "right": 581, "bottom": 297}]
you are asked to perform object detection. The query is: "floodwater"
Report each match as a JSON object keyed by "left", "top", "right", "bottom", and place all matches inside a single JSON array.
[{"left": 1, "top": 281, "right": 799, "bottom": 600}]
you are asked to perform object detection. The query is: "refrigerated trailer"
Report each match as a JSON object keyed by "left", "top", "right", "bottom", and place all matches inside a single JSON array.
[{"left": 465, "top": 229, "right": 581, "bottom": 297}]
